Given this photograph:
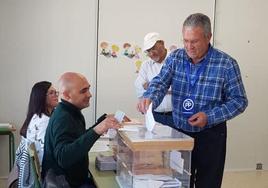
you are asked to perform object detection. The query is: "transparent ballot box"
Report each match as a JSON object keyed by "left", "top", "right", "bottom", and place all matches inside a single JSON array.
[{"left": 116, "top": 125, "right": 194, "bottom": 188}]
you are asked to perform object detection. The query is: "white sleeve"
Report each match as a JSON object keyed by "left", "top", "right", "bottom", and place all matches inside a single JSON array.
[
  {"left": 35, "top": 116, "right": 49, "bottom": 163},
  {"left": 27, "top": 115, "right": 49, "bottom": 163},
  {"left": 134, "top": 61, "right": 148, "bottom": 98},
  {"left": 36, "top": 117, "right": 49, "bottom": 148}
]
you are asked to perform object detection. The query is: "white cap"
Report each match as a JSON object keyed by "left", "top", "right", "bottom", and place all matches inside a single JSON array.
[{"left": 143, "top": 32, "right": 161, "bottom": 52}]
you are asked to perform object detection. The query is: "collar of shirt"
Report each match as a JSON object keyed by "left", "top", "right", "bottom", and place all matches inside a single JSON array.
[
  {"left": 184, "top": 44, "right": 213, "bottom": 64},
  {"left": 60, "top": 99, "right": 84, "bottom": 119}
]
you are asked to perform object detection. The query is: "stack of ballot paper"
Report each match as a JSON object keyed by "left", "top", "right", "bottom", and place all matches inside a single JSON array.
[
  {"left": 133, "top": 174, "right": 182, "bottom": 188},
  {"left": 95, "top": 154, "right": 116, "bottom": 171}
]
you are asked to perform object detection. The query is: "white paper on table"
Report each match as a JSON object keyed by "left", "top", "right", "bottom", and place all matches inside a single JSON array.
[
  {"left": 145, "top": 131, "right": 154, "bottom": 139},
  {"left": 90, "top": 139, "right": 110, "bottom": 152},
  {"left": 107, "top": 128, "right": 117, "bottom": 138},
  {"left": 145, "top": 103, "right": 155, "bottom": 132},
  {"left": 118, "top": 126, "right": 139, "bottom": 132}
]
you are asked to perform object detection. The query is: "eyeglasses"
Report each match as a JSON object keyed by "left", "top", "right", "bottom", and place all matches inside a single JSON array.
[
  {"left": 145, "top": 42, "right": 161, "bottom": 55},
  {"left": 146, "top": 46, "right": 157, "bottom": 55},
  {"left": 47, "top": 90, "right": 59, "bottom": 96}
]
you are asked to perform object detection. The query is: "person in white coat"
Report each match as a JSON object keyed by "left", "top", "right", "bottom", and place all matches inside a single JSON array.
[{"left": 135, "top": 32, "right": 173, "bottom": 127}]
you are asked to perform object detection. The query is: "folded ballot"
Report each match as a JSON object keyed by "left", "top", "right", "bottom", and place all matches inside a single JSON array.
[{"left": 145, "top": 103, "right": 155, "bottom": 132}]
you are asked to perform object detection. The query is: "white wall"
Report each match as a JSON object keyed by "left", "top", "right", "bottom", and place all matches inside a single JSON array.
[
  {"left": 214, "top": 0, "right": 268, "bottom": 170},
  {"left": 0, "top": 0, "right": 98, "bottom": 176}
]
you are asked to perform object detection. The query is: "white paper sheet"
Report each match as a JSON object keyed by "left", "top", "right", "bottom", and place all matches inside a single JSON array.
[
  {"left": 114, "top": 110, "right": 125, "bottom": 123},
  {"left": 90, "top": 139, "right": 110, "bottom": 152},
  {"left": 118, "top": 126, "right": 139, "bottom": 132},
  {"left": 145, "top": 103, "right": 155, "bottom": 132}
]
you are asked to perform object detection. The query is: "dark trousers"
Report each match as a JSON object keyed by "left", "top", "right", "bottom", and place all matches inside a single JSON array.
[
  {"left": 153, "top": 111, "right": 174, "bottom": 128},
  {"left": 79, "top": 177, "right": 96, "bottom": 188},
  {"left": 178, "top": 122, "right": 227, "bottom": 188}
]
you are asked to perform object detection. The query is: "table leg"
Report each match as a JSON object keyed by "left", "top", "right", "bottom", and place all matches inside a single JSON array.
[{"left": 8, "top": 132, "right": 15, "bottom": 171}]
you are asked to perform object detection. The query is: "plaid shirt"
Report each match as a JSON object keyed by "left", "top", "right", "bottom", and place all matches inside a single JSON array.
[{"left": 144, "top": 45, "right": 248, "bottom": 132}]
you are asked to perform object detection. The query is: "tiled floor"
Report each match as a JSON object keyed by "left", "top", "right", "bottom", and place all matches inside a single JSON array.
[
  {"left": 1, "top": 170, "right": 268, "bottom": 187},
  {"left": 222, "top": 170, "right": 268, "bottom": 188}
]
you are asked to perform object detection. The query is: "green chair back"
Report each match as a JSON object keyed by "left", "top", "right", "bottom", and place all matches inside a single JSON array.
[{"left": 28, "top": 143, "right": 41, "bottom": 188}]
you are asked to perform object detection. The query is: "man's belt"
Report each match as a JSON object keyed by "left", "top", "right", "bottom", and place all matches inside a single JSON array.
[{"left": 153, "top": 111, "right": 172, "bottom": 116}]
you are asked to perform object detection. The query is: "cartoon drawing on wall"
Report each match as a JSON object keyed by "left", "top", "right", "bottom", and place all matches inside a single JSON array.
[
  {"left": 123, "top": 43, "right": 130, "bottom": 56},
  {"left": 123, "top": 43, "right": 135, "bottom": 59},
  {"left": 111, "top": 44, "right": 119, "bottom": 58},
  {"left": 133, "top": 45, "right": 142, "bottom": 59},
  {"left": 135, "top": 60, "right": 142, "bottom": 73},
  {"left": 169, "top": 45, "right": 177, "bottom": 52},
  {"left": 99, "top": 41, "right": 177, "bottom": 74},
  {"left": 100, "top": 41, "right": 111, "bottom": 57}
]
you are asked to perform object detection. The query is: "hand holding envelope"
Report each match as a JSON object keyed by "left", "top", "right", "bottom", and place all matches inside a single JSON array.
[
  {"left": 93, "top": 115, "right": 121, "bottom": 135},
  {"left": 137, "top": 98, "right": 156, "bottom": 132},
  {"left": 145, "top": 103, "right": 156, "bottom": 132},
  {"left": 136, "top": 98, "right": 152, "bottom": 114}
]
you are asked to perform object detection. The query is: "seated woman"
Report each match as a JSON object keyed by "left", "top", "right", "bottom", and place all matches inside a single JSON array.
[
  {"left": 20, "top": 81, "right": 58, "bottom": 162},
  {"left": 14, "top": 81, "right": 58, "bottom": 187}
]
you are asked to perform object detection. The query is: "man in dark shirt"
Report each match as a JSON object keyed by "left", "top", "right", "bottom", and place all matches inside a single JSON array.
[{"left": 42, "top": 72, "right": 121, "bottom": 187}]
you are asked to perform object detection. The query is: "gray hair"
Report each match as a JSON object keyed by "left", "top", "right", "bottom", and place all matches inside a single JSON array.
[{"left": 183, "top": 13, "right": 211, "bottom": 37}]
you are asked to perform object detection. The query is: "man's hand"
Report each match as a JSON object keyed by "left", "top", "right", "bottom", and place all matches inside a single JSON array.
[
  {"left": 188, "top": 112, "right": 208, "bottom": 128},
  {"left": 136, "top": 98, "right": 152, "bottom": 114},
  {"left": 93, "top": 115, "right": 122, "bottom": 135},
  {"left": 142, "top": 82, "right": 149, "bottom": 90}
]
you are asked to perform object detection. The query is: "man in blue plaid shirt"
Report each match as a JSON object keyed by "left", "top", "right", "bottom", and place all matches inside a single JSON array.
[{"left": 137, "top": 13, "right": 248, "bottom": 188}]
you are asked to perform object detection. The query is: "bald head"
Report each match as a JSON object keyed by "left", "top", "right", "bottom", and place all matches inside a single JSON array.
[
  {"left": 59, "top": 72, "right": 85, "bottom": 93},
  {"left": 58, "top": 72, "right": 91, "bottom": 109}
]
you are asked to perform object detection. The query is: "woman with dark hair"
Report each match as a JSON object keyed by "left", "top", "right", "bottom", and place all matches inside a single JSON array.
[
  {"left": 20, "top": 81, "right": 59, "bottom": 162},
  {"left": 9, "top": 81, "right": 58, "bottom": 188}
]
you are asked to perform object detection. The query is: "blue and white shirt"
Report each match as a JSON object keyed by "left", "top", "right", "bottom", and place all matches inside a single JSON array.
[{"left": 143, "top": 45, "right": 248, "bottom": 132}]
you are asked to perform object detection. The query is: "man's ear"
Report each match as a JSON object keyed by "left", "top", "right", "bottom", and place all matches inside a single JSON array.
[
  {"left": 207, "top": 33, "right": 212, "bottom": 42},
  {"left": 62, "top": 90, "right": 71, "bottom": 100}
]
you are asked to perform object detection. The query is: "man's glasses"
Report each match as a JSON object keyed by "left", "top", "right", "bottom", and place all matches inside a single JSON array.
[
  {"left": 145, "top": 42, "right": 160, "bottom": 55},
  {"left": 146, "top": 46, "right": 156, "bottom": 55},
  {"left": 47, "top": 90, "right": 59, "bottom": 96}
]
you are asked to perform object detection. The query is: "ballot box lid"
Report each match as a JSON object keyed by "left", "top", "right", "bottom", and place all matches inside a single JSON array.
[{"left": 118, "top": 124, "right": 194, "bottom": 151}]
